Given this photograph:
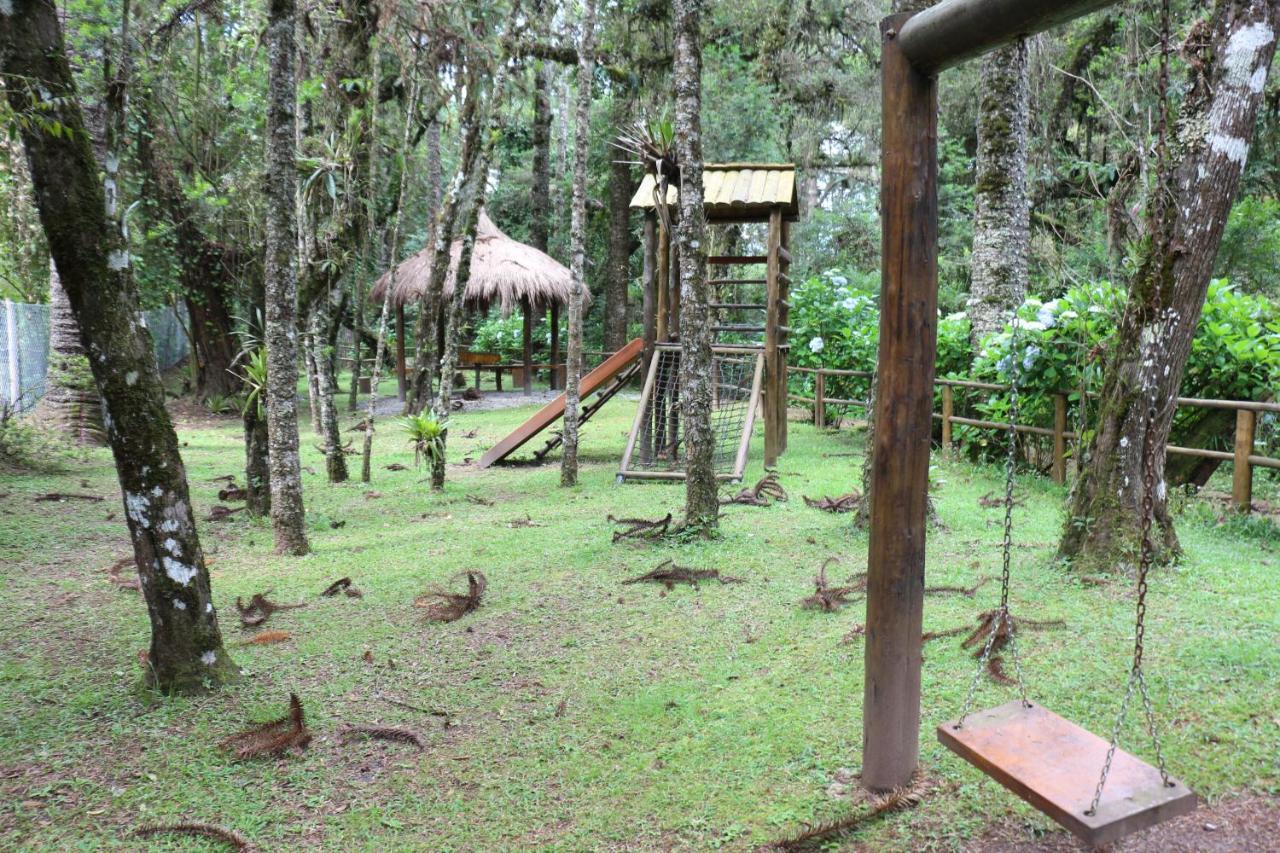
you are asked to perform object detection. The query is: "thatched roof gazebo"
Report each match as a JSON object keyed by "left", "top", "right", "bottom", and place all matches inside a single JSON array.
[{"left": 371, "top": 211, "right": 588, "bottom": 394}]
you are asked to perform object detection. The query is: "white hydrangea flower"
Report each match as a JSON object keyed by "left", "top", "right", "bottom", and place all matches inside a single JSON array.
[{"left": 809, "top": 336, "right": 825, "bottom": 353}]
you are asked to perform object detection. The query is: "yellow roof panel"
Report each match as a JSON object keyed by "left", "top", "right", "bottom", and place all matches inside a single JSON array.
[{"left": 628, "top": 163, "right": 799, "bottom": 220}]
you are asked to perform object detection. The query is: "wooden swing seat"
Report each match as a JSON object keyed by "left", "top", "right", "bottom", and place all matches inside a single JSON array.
[{"left": 938, "top": 700, "right": 1196, "bottom": 847}]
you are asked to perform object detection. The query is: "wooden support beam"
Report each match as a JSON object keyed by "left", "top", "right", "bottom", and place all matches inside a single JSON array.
[
  {"left": 1052, "top": 393, "right": 1068, "bottom": 485},
  {"left": 550, "top": 302, "right": 561, "bottom": 391},
  {"left": 642, "top": 214, "right": 658, "bottom": 361},
  {"left": 897, "top": 0, "right": 1114, "bottom": 74},
  {"left": 522, "top": 300, "right": 533, "bottom": 395},
  {"left": 1234, "top": 408, "right": 1256, "bottom": 513},
  {"left": 863, "top": 14, "right": 938, "bottom": 792},
  {"left": 656, "top": 221, "right": 670, "bottom": 343},
  {"left": 764, "top": 208, "right": 783, "bottom": 467},
  {"left": 395, "top": 304, "right": 407, "bottom": 402}
]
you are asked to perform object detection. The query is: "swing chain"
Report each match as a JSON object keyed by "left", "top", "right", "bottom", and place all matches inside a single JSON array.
[
  {"left": 957, "top": 309, "right": 1030, "bottom": 728},
  {"left": 1088, "top": 1, "right": 1175, "bottom": 813}
]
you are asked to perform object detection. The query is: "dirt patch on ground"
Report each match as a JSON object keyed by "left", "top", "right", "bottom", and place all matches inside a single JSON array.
[{"left": 965, "top": 793, "right": 1280, "bottom": 852}]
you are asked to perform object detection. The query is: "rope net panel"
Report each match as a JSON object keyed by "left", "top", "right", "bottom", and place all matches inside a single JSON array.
[{"left": 622, "top": 346, "right": 761, "bottom": 480}]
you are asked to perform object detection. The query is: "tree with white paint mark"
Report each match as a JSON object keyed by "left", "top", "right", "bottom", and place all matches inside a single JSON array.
[
  {"left": 1060, "top": 0, "right": 1280, "bottom": 571},
  {"left": 0, "top": 1, "right": 236, "bottom": 693}
]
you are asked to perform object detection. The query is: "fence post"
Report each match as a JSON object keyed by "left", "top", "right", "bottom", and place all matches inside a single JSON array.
[
  {"left": 1052, "top": 393, "right": 1067, "bottom": 485},
  {"left": 1233, "top": 408, "right": 1256, "bottom": 513},
  {"left": 940, "top": 384, "right": 952, "bottom": 453},
  {"left": 815, "top": 370, "right": 826, "bottom": 428},
  {"left": 4, "top": 299, "right": 18, "bottom": 407}
]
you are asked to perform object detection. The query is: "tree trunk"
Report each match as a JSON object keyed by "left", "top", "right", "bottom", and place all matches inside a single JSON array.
[
  {"left": 362, "top": 72, "right": 419, "bottom": 482},
  {"left": 42, "top": 260, "right": 104, "bottom": 445},
  {"left": 430, "top": 28, "right": 518, "bottom": 491},
  {"left": 264, "top": 0, "right": 310, "bottom": 556},
  {"left": 673, "top": 0, "right": 718, "bottom": 530},
  {"left": 244, "top": 402, "right": 271, "bottom": 516},
  {"left": 967, "top": 38, "right": 1030, "bottom": 347},
  {"left": 561, "top": 0, "right": 596, "bottom": 487},
  {"left": 604, "top": 97, "right": 632, "bottom": 352},
  {"left": 1059, "top": 0, "right": 1279, "bottom": 571},
  {"left": 1, "top": 2, "right": 236, "bottom": 692},
  {"left": 308, "top": 299, "right": 349, "bottom": 482},
  {"left": 530, "top": 61, "right": 552, "bottom": 254}
]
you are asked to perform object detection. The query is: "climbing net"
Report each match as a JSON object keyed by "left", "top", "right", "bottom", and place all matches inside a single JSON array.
[{"left": 621, "top": 346, "right": 762, "bottom": 481}]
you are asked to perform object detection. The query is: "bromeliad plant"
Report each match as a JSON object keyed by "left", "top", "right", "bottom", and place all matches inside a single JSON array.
[
  {"left": 612, "top": 114, "right": 677, "bottom": 234},
  {"left": 237, "top": 346, "right": 269, "bottom": 419},
  {"left": 404, "top": 412, "right": 447, "bottom": 470}
]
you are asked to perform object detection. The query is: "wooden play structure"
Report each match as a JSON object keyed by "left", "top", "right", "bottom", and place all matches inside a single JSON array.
[
  {"left": 475, "top": 338, "right": 645, "bottom": 469},
  {"left": 618, "top": 163, "right": 798, "bottom": 482},
  {"left": 865, "top": 0, "right": 1194, "bottom": 847}
]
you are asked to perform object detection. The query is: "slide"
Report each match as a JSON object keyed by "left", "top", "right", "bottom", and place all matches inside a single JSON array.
[{"left": 476, "top": 338, "right": 646, "bottom": 469}]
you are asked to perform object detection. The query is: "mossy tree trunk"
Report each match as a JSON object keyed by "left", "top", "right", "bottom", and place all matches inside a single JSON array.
[
  {"left": 604, "top": 96, "right": 633, "bottom": 353},
  {"left": 1059, "top": 0, "right": 1279, "bottom": 571},
  {"left": 1, "top": 1, "right": 237, "bottom": 692},
  {"left": 968, "top": 38, "right": 1030, "bottom": 347},
  {"left": 431, "top": 35, "right": 517, "bottom": 491},
  {"left": 673, "top": 0, "right": 718, "bottom": 530},
  {"left": 264, "top": 0, "right": 310, "bottom": 556},
  {"left": 561, "top": 0, "right": 596, "bottom": 488}
]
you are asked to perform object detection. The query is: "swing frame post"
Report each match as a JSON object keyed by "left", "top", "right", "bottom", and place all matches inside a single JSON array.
[{"left": 865, "top": 0, "right": 1121, "bottom": 792}]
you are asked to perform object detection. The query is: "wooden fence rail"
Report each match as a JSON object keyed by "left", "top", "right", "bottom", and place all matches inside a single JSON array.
[{"left": 788, "top": 366, "right": 1278, "bottom": 514}]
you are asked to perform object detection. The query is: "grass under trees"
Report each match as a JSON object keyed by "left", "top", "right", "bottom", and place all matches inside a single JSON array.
[{"left": 1, "top": 383, "right": 1277, "bottom": 850}]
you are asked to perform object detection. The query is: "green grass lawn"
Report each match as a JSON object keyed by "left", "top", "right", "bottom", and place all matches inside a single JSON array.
[{"left": 1, "top": 388, "right": 1277, "bottom": 851}]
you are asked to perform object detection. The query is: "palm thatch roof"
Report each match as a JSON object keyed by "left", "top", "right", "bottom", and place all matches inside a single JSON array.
[{"left": 369, "top": 211, "right": 587, "bottom": 314}]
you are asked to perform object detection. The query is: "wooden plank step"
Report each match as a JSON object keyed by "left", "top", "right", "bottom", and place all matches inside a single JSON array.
[
  {"left": 707, "top": 254, "right": 767, "bottom": 265},
  {"left": 475, "top": 338, "right": 645, "bottom": 469},
  {"left": 938, "top": 700, "right": 1196, "bottom": 847}
]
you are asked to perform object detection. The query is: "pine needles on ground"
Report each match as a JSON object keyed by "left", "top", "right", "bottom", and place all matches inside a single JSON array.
[
  {"left": 622, "top": 559, "right": 743, "bottom": 589},
  {"left": 133, "top": 822, "right": 252, "bottom": 851},
  {"left": 721, "top": 472, "right": 788, "bottom": 507},
  {"left": 235, "top": 592, "right": 307, "bottom": 627},
  {"left": 339, "top": 725, "right": 425, "bottom": 750},
  {"left": 415, "top": 570, "right": 487, "bottom": 622},
  {"left": 219, "top": 693, "right": 311, "bottom": 760},
  {"left": 608, "top": 512, "right": 672, "bottom": 543},
  {"left": 802, "top": 492, "right": 862, "bottom": 513},
  {"left": 769, "top": 770, "right": 930, "bottom": 851},
  {"left": 800, "top": 558, "right": 862, "bottom": 612}
]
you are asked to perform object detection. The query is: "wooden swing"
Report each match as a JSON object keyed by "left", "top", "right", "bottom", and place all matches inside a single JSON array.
[{"left": 935, "top": 316, "right": 1196, "bottom": 848}]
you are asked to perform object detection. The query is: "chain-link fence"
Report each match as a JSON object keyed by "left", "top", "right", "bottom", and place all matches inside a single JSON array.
[{"left": 1, "top": 299, "right": 189, "bottom": 414}]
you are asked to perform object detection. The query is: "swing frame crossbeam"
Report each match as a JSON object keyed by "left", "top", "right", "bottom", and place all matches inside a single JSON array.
[{"left": 866, "top": 0, "right": 1195, "bottom": 845}]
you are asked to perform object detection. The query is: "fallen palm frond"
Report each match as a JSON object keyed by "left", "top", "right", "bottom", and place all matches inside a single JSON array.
[
  {"left": 320, "top": 577, "right": 362, "bottom": 598},
  {"left": 208, "top": 504, "right": 246, "bottom": 521},
  {"left": 133, "top": 822, "right": 251, "bottom": 851},
  {"left": 768, "top": 770, "right": 929, "bottom": 851},
  {"left": 506, "top": 514, "right": 541, "bottom": 528},
  {"left": 924, "top": 576, "right": 994, "bottom": 597},
  {"left": 235, "top": 592, "right": 306, "bottom": 627},
  {"left": 608, "top": 512, "right": 672, "bottom": 543},
  {"left": 33, "top": 492, "right": 103, "bottom": 502},
  {"left": 218, "top": 485, "right": 247, "bottom": 502},
  {"left": 977, "top": 490, "right": 1026, "bottom": 509},
  {"left": 801, "top": 558, "right": 862, "bottom": 612},
  {"left": 105, "top": 557, "right": 140, "bottom": 591},
  {"left": 339, "top": 725, "right": 424, "bottom": 749},
  {"left": 385, "top": 463, "right": 408, "bottom": 471},
  {"left": 415, "top": 570, "right": 487, "bottom": 622},
  {"left": 237, "top": 630, "right": 292, "bottom": 646},
  {"left": 465, "top": 493, "right": 495, "bottom": 506},
  {"left": 802, "top": 492, "right": 862, "bottom": 513},
  {"left": 721, "top": 473, "right": 788, "bottom": 507},
  {"left": 960, "top": 608, "right": 1066, "bottom": 684},
  {"left": 622, "top": 559, "right": 742, "bottom": 589},
  {"left": 840, "top": 624, "right": 866, "bottom": 644},
  {"left": 921, "top": 625, "right": 967, "bottom": 642},
  {"left": 219, "top": 693, "right": 310, "bottom": 760}
]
